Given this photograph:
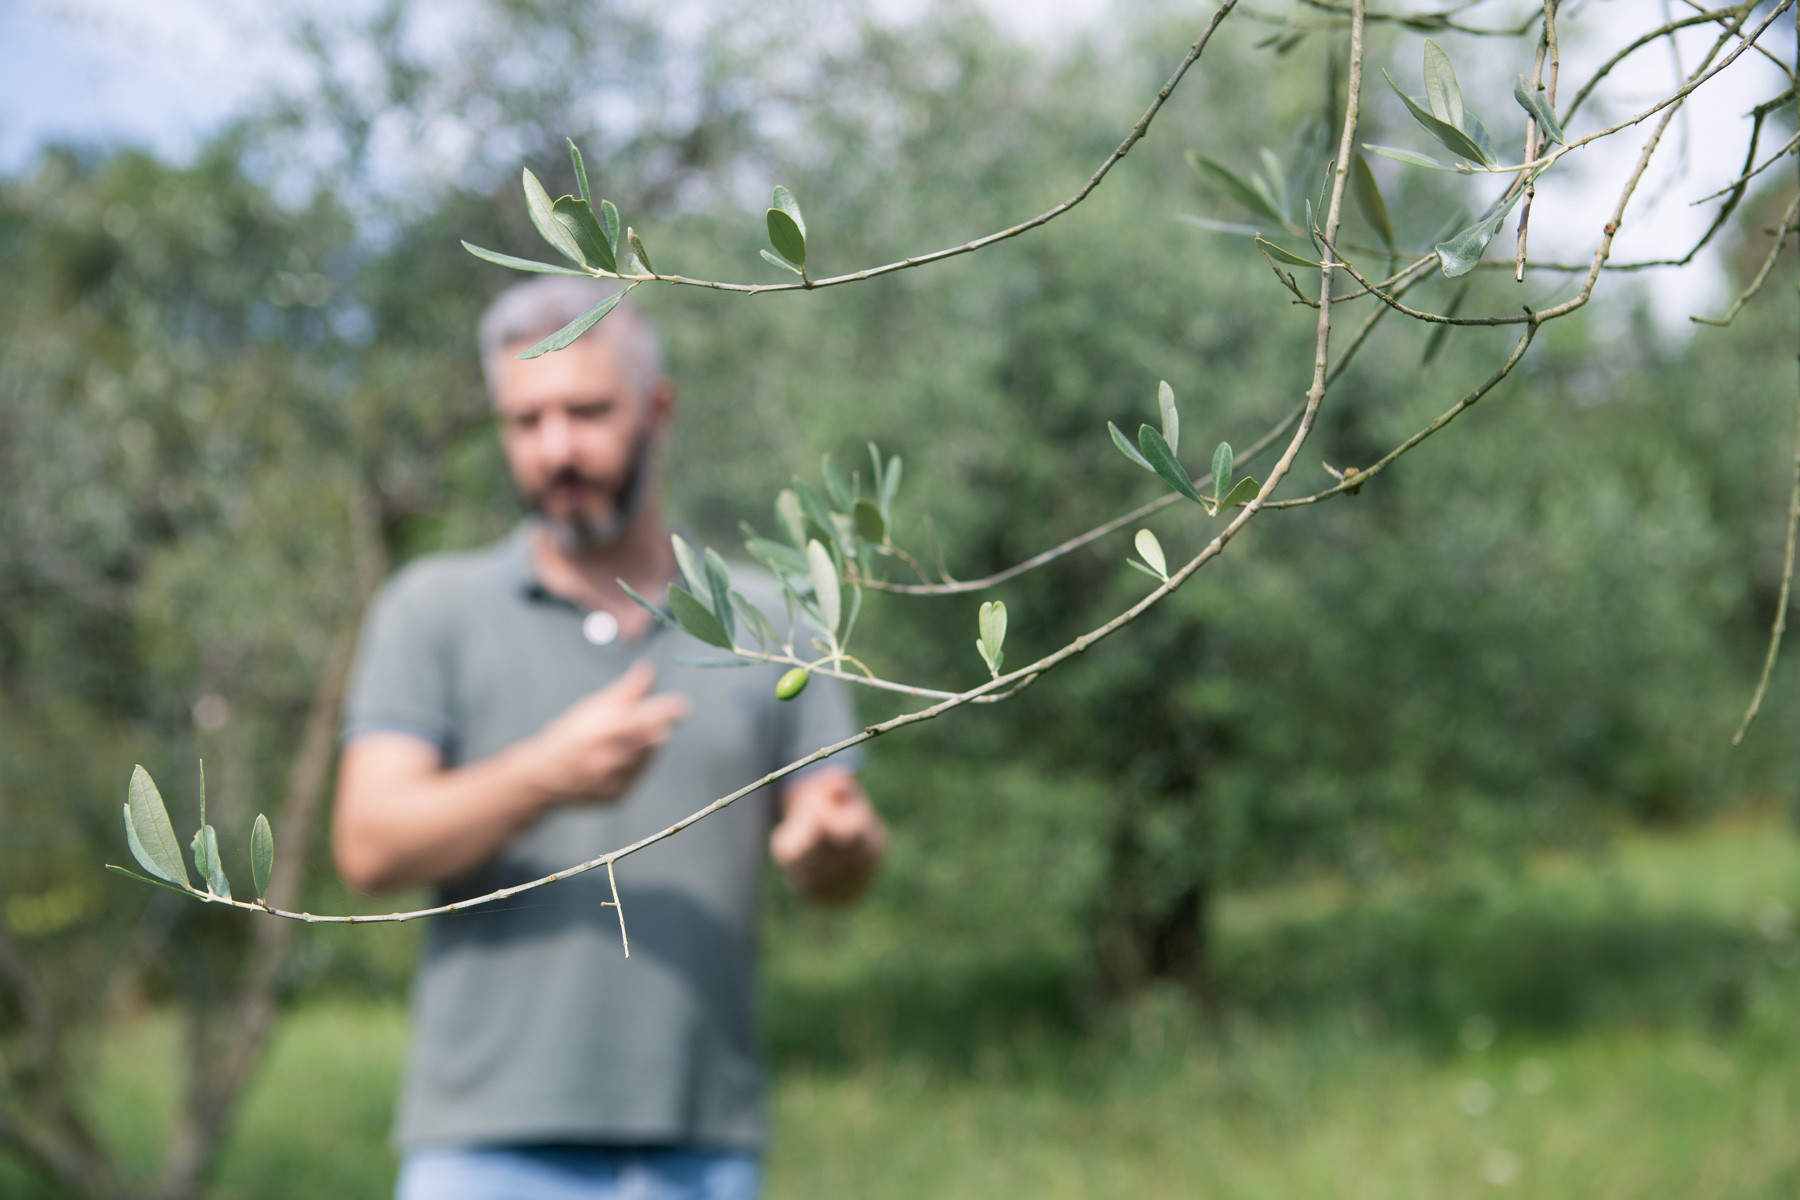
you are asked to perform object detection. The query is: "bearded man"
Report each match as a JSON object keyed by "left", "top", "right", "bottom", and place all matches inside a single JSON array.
[{"left": 331, "top": 277, "right": 887, "bottom": 1200}]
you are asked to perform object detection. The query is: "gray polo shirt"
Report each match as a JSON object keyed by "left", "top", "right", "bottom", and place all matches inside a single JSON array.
[{"left": 342, "top": 521, "right": 861, "bottom": 1152}]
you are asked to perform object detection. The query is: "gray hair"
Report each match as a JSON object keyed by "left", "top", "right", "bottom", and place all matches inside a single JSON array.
[{"left": 476, "top": 277, "right": 666, "bottom": 397}]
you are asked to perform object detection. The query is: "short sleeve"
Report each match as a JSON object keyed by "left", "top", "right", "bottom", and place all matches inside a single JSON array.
[
  {"left": 341, "top": 565, "right": 457, "bottom": 755},
  {"left": 774, "top": 669, "right": 865, "bottom": 781}
]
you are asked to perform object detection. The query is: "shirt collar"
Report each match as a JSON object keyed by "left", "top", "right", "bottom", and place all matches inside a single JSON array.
[{"left": 497, "top": 519, "right": 552, "bottom": 599}]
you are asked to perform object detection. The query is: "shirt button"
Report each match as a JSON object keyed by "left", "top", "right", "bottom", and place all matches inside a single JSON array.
[{"left": 582, "top": 610, "right": 620, "bottom": 645}]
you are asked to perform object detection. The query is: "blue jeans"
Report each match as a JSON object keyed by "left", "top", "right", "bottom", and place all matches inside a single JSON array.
[{"left": 394, "top": 1145, "right": 762, "bottom": 1200}]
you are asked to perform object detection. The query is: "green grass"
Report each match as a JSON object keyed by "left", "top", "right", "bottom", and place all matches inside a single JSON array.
[{"left": 11, "top": 816, "right": 1800, "bottom": 1198}]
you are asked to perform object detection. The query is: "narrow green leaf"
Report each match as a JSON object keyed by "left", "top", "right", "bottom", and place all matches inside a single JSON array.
[
  {"left": 746, "top": 537, "right": 811, "bottom": 579},
  {"left": 1257, "top": 148, "right": 1291, "bottom": 220},
  {"left": 523, "top": 168, "right": 584, "bottom": 264},
  {"left": 1157, "top": 381, "right": 1180, "bottom": 455},
  {"left": 1385, "top": 72, "right": 1491, "bottom": 164},
  {"left": 772, "top": 185, "right": 807, "bottom": 237},
  {"left": 793, "top": 480, "right": 840, "bottom": 549},
  {"left": 822, "top": 455, "right": 855, "bottom": 510},
  {"left": 1138, "top": 426, "right": 1206, "bottom": 505},
  {"left": 668, "top": 585, "right": 733, "bottom": 649},
  {"left": 123, "top": 806, "right": 174, "bottom": 890},
  {"left": 126, "top": 766, "right": 191, "bottom": 889},
  {"left": 1110, "top": 422, "right": 1153, "bottom": 472},
  {"left": 552, "top": 196, "right": 617, "bottom": 273},
  {"left": 1125, "top": 558, "right": 1166, "bottom": 582},
  {"left": 190, "top": 825, "right": 230, "bottom": 899},
  {"left": 1186, "top": 152, "right": 1287, "bottom": 225},
  {"left": 1211, "top": 442, "right": 1235, "bottom": 503},
  {"left": 1176, "top": 213, "right": 1270, "bottom": 237},
  {"left": 517, "top": 292, "right": 623, "bottom": 359},
  {"left": 618, "top": 579, "right": 676, "bottom": 627},
  {"left": 461, "top": 241, "right": 593, "bottom": 277},
  {"left": 567, "top": 138, "right": 592, "bottom": 205},
  {"left": 251, "top": 813, "right": 273, "bottom": 902},
  {"left": 1514, "top": 76, "right": 1566, "bottom": 144},
  {"left": 879, "top": 456, "right": 903, "bottom": 518},
  {"left": 807, "top": 540, "right": 841, "bottom": 637},
  {"left": 1350, "top": 154, "right": 1396, "bottom": 251},
  {"left": 1255, "top": 237, "right": 1323, "bottom": 268},
  {"left": 671, "top": 534, "right": 710, "bottom": 604},
  {"left": 760, "top": 249, "right": 804, "bottom": 275},
  {"left": 626, "top": 228, "right": 653, "bottom": 274},
  {"left": 775, "top": 490, "right": 808, "bottom": 547},
  {"left": 868, "top": 443, "right": 887, "bottom": 499},
  {"left": 703, "top": 548, "right": 736, "bottom": 642},
  {"left": 730, "top": 590, "right": 784, "bottom": 649},
  {"left": 1363, "top": 143, "right": 1455, "bottom": 171},
  {"left": 1422, "top": 39, "right": 1465, "bottom": 130},
  {"left": 1462, "top": 110, "right": 1497, "bottom": 167},
  {"left": 976, "top": 600, "right": 1007, "bottom": 677},
  {"left": 600, "top": 201, "right": 622, "bottom": 256},
  {"left": 1434, "top": 191, "right": 1524, "bottom": 277},
  {"left": 1135, "top": 529, "right": 1168, "bottom": 579},
  {"left": 853, "top": 499, "right": 886, "bottom": 544},
  {"left": 104, "top": 862, "right": 197, "bottom": 898},
  {"left": 1218, "top": 475, "right": 1262, "bottom": 509},
  {"left": 766, "top": 209, "right": 806, "bottom": 268}
]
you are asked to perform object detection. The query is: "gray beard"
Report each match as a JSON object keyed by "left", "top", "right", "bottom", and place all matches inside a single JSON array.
[{"left": 534, "top": 429, "right": 653, "bottom": 555}]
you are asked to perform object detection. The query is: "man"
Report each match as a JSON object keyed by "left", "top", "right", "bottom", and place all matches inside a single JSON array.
[{"left": 332, "top": 277, "right": 887, "bottom": 1200}]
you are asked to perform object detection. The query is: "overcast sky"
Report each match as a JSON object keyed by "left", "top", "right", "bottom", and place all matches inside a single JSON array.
[{"left": 3, "top": 0, "right": 1790, "bottom": 325}]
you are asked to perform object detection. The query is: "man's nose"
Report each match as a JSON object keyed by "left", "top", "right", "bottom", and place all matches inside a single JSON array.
[{"left": 533, "top": 410, "right": 576, "bottom": 465}]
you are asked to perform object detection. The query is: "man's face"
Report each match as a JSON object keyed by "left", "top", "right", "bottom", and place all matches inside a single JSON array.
[{"left": 491, "top": 334, "right": 668, "bottom": 553}]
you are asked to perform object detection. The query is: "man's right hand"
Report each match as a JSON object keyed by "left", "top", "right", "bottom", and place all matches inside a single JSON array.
[
  {"left": 332, "top": 662, "right": 688, "bottom": 892},
  {"left": 527, "top": 662, "right": 691, "bottom": 806}
]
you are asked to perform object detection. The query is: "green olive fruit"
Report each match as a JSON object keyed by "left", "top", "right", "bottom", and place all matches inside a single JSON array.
[{"left": 776, "top": 667, "right": 810, "bottom": 701}]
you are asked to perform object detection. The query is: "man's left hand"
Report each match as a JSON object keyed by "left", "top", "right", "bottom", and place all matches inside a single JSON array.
[{"left": 771, "top": 767, "right": 887, "bottom": 904}]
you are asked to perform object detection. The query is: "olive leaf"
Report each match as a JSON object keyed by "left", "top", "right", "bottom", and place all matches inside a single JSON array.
[
  {"left": 619, "top": 579, "right": 677, "bottom": 628},
  {"left": 669, "top": 585, "right": 733, "bottom": 649},
  {"left": 1110, "top": 421, "right": 1154, "bottom": 471},
  {"left": 552, "top": 196, "right": 617, "bottom": 274},
  {"left": 1158, "top": 381, "right": 1180, "bottom": 455},
  {"left": 671, "top": 534, "right": 710, "bottom": 602},
  {"left": 853, "top": 499, "right": 887, "bottom": 544},
  {"left": 703, "top": 547, "right": 736, "bottom": 642},
  {"left": 1514, "top": 76, "right": 1566, "bottom": 145},
  {"left": 767, "top": 185, "right": 808, "bottom": 267},
  {"left": 517, "top": 292, "right": 623, "bottom": 360},
  {"left": 567, "top": 138, "right": 593, "bottom": 205},
  {"left": 807, "top": 540, "right": 842, "bottom": 638},
  {"left": 1211, "top": 441, "right": 1235, "bottom": 505},
  {"left": 976, "top": 600, "right": 1008, "bottom": 677},
  {"left": 1350, "top": 154, "right": 1396, "bottom": 252},
  {"left": 626, "top": 228, "right": 653, "bottom": 274},
  {"left": 1139, "top": 426, "right": 1206, "bottom": 504},
  {"left": 125, "top": 765, "right": 191, "bottom": 889},
  {"left": 251, "top": 813, "right": 274, "bottom": 903},
  {"left": 1187, "top": 152, "right": 1287, "bottom": 226},
  {"left": 1134, "top": 529, "right": 1169, "bottom": 581},
  {"left": 523, "top": 168, "right": 585, "bottom": 264},
  {"left": 191, "top": 825, "right": 231, "bottom": 899},
  {"left": 461, "top": 242, "right": 593, "bottom": 277}
]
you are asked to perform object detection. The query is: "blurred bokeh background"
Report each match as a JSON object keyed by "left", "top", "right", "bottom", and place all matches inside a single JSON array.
[{"left": 4, "top": 0, "right": 1800, "bottom": 1196}]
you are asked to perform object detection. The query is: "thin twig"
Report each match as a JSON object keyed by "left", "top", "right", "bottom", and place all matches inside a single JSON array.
[
  {"left": 1732, "top": 0, "right": 1800, "bottom": 745},
  {"left": 1516, "top": 1, "right": 1560, "bottom": 281},
  {"left": 1692, "top": 194, "right": 1800, "bottom": 325},
  {"left": 590, "top": 2, "right": 1242, "bottom": 297}
]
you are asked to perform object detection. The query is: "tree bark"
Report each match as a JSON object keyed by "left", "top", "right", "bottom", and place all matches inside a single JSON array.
[{"left": 151, "top": 489, "right": 386, "bottom": 1200}]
